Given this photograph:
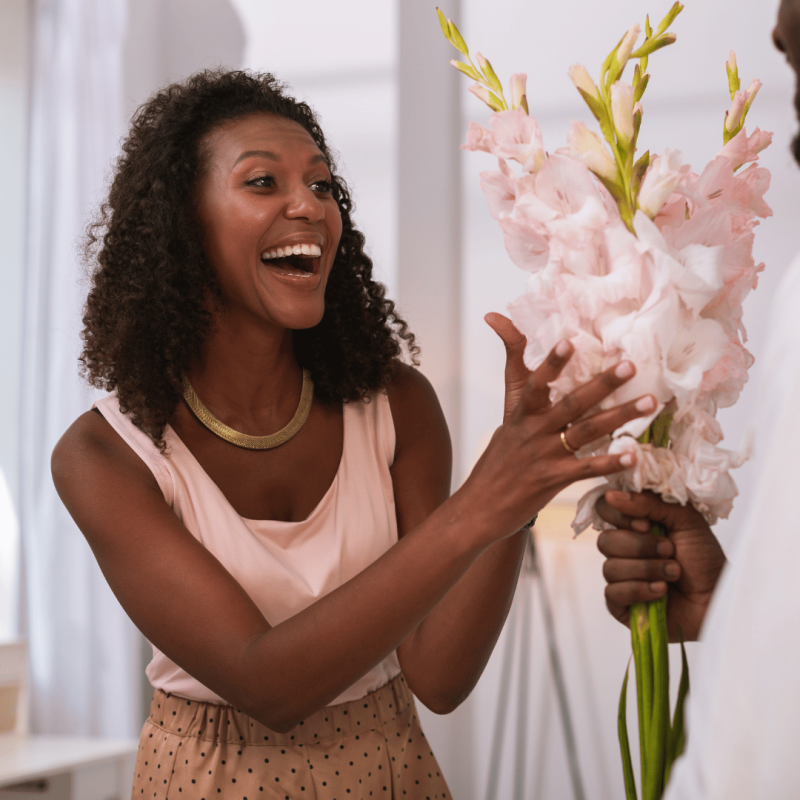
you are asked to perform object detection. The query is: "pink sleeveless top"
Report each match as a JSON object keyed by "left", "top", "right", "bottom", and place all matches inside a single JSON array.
[{"left": 95, "top": 391, "right": 402, "bottom": 706}]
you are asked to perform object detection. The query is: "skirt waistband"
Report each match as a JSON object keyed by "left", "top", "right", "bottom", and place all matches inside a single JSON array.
[{"left": 146, "top": 673, "right": 415, "bottom": 747}]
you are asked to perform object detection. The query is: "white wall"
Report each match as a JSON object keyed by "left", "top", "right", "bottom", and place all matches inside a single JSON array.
[
  {"left": 0, "top": 0, "right": 28, "bottom": 506},
  {"left": 230, "top": 0, "right": 399, "bottom": 296}
]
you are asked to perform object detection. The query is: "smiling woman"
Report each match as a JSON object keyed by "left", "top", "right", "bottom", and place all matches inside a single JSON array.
[{"left": 50, "top": 69, "right": 656, "bottom": 799}]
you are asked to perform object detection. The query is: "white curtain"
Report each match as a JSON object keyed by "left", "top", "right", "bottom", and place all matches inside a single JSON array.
[{"left": 19, "top": 0, "right": 141, "bottom": 737}]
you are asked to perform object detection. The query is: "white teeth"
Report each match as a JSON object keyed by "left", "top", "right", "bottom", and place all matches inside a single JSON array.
[{"left": 260, "top": 243, "right": 323, "bottom": 260}]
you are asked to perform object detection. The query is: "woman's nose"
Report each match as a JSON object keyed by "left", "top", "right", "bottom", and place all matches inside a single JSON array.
[{"left": 284, "top": 183, "right": 325, "bottom": 222}]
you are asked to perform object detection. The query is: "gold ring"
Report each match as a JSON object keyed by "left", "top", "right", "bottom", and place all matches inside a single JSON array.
[{"left": 560, "top": 429, "right": 578, "bottom": 454}]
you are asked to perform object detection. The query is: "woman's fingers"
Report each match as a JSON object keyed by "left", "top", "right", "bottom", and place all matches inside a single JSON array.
[
  {"left": 516, "top": 339, "right": 574, "bottom": 416},
  {"left": 546, "top": 360, "right": 639, "bottom": 432},
  {"left": 485, "top": 313, "right": 527, "bottom": 388},
  {"left": 484, "top": 312, "right": 572, "bottom": 419},
  {"left": 561, "top": 394, "right": 656, "bottom": 452}
]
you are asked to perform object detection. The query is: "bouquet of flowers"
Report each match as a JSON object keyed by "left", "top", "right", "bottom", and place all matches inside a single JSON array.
[{"left": 437, "top": 4, "right": 771, "bottom": 798}]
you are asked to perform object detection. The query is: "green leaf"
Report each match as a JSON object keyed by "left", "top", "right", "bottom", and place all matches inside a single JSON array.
[
  {"left": 631, "top": 33, "right": 677, "bottom": 59},
  {"left": 619, "top": 663, "right": 639, "bottom": 800},
  {"left": 645, "top": 14, "right": 653, "bottom": 38},
  {"left": 448, "top": 19, "right": 469, "bottom": 56},
  {"left": 632, "top": 150, "right": 650, "bottom": 198},
  {"left": 436, "top": 7, "right": 453, "bottom": 43},
  {"left": 576, "top": 87, "right": 606, "bottom": 122},
  {"left": 651, "top": 411, "right": 674, "bottom": 449},
  {"left": 486, "top": 90, "right": 505, "bottom": 112},
  {"left": 451, "top": 60, "right": 482, "bottom": 81},
  {"left": 654, "top": 2, "right": 684, "bottom": 38},
  {"left": 634, "top": 73, "right": 650, "bottom": 103},
  {"left": 597, "top": 174, "right": 627, "bottom": 205},
  {"left": 480, "top": 56, "right": 504, "bottom": 94},
  {"left": 666, "top": 634, "right": 690, "bottom": 782}
]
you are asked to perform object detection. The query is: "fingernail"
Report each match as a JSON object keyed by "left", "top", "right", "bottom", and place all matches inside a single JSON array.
[
  {"left": 555, "top": 340, "right": 571, "bottom": 358},
  {"left": 656, "top": 540, "right": 673, "bottom": 557},
  {"left": 665, "top": 563, "right": 680, "bottom": 579},
  {"left": 608, "top": 490, "right": 631, "bottom": 501},
  {"left": 632, "top": 519, "right": 650, "bottom": 532},
  {"left": 649, "top": 581, "right": 666, "bottom": 594},
  {"left": 619, "top": 453, "right": 635, "bottom": 467},
  {"left": 615, "top": 361, "right": 634, "bottom": 379},
  {"left": 635, "top": 395, "right": 655, "bottom": 412}
]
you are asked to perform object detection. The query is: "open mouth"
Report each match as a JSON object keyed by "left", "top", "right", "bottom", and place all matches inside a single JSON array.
[{"left": 260, "top": 245, "right": 321, "bottom": 278}]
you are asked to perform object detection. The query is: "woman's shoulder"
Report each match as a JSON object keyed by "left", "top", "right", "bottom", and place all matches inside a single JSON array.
[{"left": 51, "top": 408, "right": 163, "bottom": 538}]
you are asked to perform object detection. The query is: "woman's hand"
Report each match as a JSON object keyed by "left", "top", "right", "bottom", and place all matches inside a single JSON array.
[
  {"left": 463, "top": 314, "right": 657, "bottom": 540},
  {"left": 596, "top": 490, "right": 726, "bottom": 641}
]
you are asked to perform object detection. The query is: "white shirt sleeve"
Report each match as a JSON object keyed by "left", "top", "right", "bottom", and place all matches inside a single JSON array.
[{"left": 664, "top": 255, "right": 800, "bottom": 799}]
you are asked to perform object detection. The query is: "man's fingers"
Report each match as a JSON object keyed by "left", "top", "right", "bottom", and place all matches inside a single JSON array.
[
  {"left": 604, "top": 489, "right": 702, "bottom": 528},
  {"left": 597, "top": 529, "right": 674, "bottom": 559},
  {"left": 602, "top": 556, "right": 681, "bottom": 584},
  {"left": 605, "top": 580, "right": 668, "bottom": 615}
]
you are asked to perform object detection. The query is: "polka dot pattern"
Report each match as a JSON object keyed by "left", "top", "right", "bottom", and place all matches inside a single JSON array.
[{"left": 131, "top": 674, "right": 450, "bottom": 799}]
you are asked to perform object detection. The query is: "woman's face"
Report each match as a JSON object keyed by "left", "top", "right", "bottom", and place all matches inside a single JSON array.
[{"left": 195, "top": 113, "right": 343, "bottom": 332}]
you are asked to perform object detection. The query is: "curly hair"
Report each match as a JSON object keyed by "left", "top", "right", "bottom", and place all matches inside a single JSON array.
[{"left": 81, "top": 69, "right": 418, "bottom": 451}]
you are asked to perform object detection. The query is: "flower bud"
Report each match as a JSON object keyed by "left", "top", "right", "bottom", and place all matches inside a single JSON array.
[
  {"left": 611, "top": 81, "right": 635, "bottom": 146},
  {"left": 725, "top": 92, "right": 746, "bottom": 134},
  {"left": 568, "top": 121, "right": 617, "bottom": 181},
  {"left": 509, "top": 73, "right": 528, "bottom": 110},
  {"left": 468, "top": 82, "right": 504, "bottom": 112},
  {"left": 568, "top": 64, "right": 599, "bottom": 100},
  {"left": 617, "top": 24, "right": 641, "bottom": 73}
]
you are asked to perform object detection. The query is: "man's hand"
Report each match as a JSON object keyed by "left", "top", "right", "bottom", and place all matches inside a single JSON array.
[{"left": 596, "top": 490, "right": 726, "bottom": 641}]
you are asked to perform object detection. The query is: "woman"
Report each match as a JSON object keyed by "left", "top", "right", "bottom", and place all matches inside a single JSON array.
[{"left": 52, "top": 70, "right": 655, "bottom": 798}]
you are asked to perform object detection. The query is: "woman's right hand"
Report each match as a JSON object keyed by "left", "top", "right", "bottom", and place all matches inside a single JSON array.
[{"left": 459, "top": 317, "right": 657, "bottom": 540}]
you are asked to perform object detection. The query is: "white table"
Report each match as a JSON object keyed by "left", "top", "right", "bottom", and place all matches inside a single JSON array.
[{"left": 0, "top": 737, "right": 138, "bottom": 800}]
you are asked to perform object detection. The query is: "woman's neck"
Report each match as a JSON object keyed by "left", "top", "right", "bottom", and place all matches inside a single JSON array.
[{"left": 185, "top": 308, "right": 304, "bottom": 427}]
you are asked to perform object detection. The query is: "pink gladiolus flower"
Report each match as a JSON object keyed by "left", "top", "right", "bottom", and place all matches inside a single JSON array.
[
  {"left": 717, "top": 126, "right": 774, "bottom": 171},
  {"left": 463, "top": 109, "right": 545, "bottom": 173},
  {"left": 638, "top": 150, "right": 690, "bottom": 218},
  {"left": 460, "top": 77, "right": 771, "bottom": 538},
  {"left": 725, "top": 80, "right": 761, "bottom": 134}
]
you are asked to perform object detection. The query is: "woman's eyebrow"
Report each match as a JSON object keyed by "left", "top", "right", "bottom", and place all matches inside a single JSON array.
[{"left": 233, "top": 150, "right": 329, "bottom": 168}]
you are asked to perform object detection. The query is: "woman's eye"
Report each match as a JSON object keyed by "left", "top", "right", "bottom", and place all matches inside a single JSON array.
[
  {"left": 311, "top": 179, "right": 333, "bottom": 194},
  {"left": 247, "top": 175, "right": 275, "bottom": 188}
]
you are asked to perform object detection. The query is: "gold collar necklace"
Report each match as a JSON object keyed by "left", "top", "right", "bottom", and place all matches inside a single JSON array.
[{"left": 181, "top": 370, "right": 314, "bottom": 450}]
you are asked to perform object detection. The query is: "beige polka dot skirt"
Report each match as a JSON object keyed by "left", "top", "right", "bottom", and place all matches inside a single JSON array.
[{"left": 132, "top": 674, "right": 451, "bottom": 799}]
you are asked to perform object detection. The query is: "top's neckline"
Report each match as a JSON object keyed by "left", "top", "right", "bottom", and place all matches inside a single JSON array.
[{"left": 164, "top": 404, "right": 347, "bottom": 526}]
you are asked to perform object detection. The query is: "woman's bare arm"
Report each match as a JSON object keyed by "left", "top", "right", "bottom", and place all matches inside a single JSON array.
[{"left": 53, "top": 342, "right": 649, "bottom": 732}]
